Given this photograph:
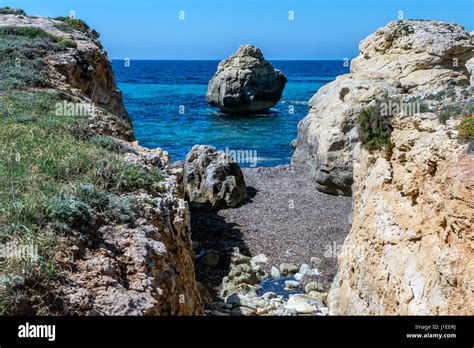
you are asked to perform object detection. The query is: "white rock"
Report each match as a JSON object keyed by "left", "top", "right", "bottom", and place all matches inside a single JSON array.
[
  {"left": 310, "top": 257, "right": 322, "bottom": 268},
  {"left": 262, "top": 291, "right": 277, "bottom": 300},
  {"left": 299, "top": 264, "right": 311, "bottom": 275},
  {"left": 251, "top": 254, "right": 268, "bottom": 264},
  {"left": 319, "top": 307, "right": 329, "bottom": 315},
  {"left": 293, "top": 273, "right": 303, "bottom": 281},
  {"left": 286, "top": 296, "right": 317, "bottom": 314},
  {"left": 270, "top": 266, "right": 281, "bottom": 279},
  {"left": 284, "top": 280, "right": 300, "bottom": 290}
]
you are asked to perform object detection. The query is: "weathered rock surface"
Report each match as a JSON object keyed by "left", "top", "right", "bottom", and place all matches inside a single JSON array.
[
  {"left": 62, "top": 195, "right": 203, "bottom": 315},
  {"left": 184, "top": 145, "right": 247, "bottom": 210},
  {"left": 329, "top": 123, "right": 473, "bottom": 314},
  {"left": 291, "top": 20, "right": 474, "bottom": 314},
  {"left": 292, "top": 20, "right": 474, "bottom": 196},
  {"left": 206, "top": 45, "right": 287, "bottom": 114},
  {"left": 351, "top": 21, "right": 473, "bottom": 91}
]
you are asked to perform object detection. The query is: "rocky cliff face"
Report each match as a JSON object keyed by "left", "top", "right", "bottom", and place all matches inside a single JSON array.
[
  {"left": 0, "top": 12, "right": 203, "bottom": 315},
  {"left": 293, "top": 20, "right": 473, "bottom": 314}
]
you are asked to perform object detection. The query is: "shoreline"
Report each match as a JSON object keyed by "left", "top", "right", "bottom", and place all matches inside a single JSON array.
[{"left": 191, "top": 164, "right": 352, "bottom": 301}]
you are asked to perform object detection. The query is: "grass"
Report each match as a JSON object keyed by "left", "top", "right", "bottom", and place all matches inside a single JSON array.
[
  {"left": 358, "top": 105, "right": 394, "bottom": 157},
  {"left": 0, "top": 91, "right": 163, "bottom": 314},
  {"left": 0, "top": 26, "right": 77, "bottom": 91}
]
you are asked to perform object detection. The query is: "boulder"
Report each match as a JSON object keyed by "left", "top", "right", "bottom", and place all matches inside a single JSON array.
[
  {"left": 286, "top": 294, "right": 323, "bottom": 314},
  {"left": 206, "top": 45, "right": 287, "bottom": 114},
  {"left": 270, "top": 266, "right": 281, "bottom": 280},
  {"left": 350, "top": 20, "right": 473, "bottom": 91},
  {"left": 305, "top": 281, "right": 325, "bottom": 294},
  {"left": 279, "top": 263, "right": 299, "bottom": 276},
  {"left": 183, "top": 145, "right": 247, "bottom": 210}
]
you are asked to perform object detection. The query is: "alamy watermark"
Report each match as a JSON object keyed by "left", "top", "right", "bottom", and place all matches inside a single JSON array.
[
  {"left": 324, "top": 241, "right": 365, "bottom": 260},
  {"left": 0, "top": 242, "right": 39, "bottom": 262},
  {"left": 380, "top": 98, "right": 422, "bottom": 117},
  {"left": 55, "top": 100, "right": 97, "bottom": 117},
  {"left": 218, "top": 147, "right": 258, "bottom": 167}
]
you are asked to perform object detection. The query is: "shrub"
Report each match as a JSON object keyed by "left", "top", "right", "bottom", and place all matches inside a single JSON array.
[
  {"left": 358, "top": 105, "right": 393, "bottom": 156},
  {"left": 90, "top": 135, "right": 123, "bottom": 153},
  {"left": 438, "top": 104, "right": 465, "bottom": 124},
  {"left": 54, "top": 17, "right": 90, "bottom": 33},
  {"left": 458, "top": 115, "right": 474, "bottom": 139},
  {"left": 0, "top": 26, "right": 53, "bottom": 39},
  {"left": 0, "top": 7, "right": 27, "bottom": 16},
  {"left": 65, "top": 184, "right": 110, "bottom": 211},
  {"left": 46, "top": 195, "right": 96, "bottom": 232},
  {"left": 58, "top": 39, "right": 77, "bottom": 49},
  {"left": 339, "top": 87, "right": 350, "bottom": 101},
  {"left": 105, "top": 195, "right": 136, "bottom": 223},
  {"left": 0, "top": 27, "right": 76, "bottom": 91}
]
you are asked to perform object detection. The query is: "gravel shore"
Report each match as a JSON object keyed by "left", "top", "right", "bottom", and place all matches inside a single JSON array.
[{"left": 191, "top": 165, "right": 352, "bottom": 296}]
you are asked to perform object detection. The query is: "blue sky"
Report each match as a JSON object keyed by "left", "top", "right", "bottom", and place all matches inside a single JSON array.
[{"left": 2, "top": 0, "right": 473, "bottom": 60}]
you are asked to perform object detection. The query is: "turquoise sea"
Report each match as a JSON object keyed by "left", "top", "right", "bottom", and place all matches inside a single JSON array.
[{"left": 113, "top": 60, "right": 348, "bottom": 167}]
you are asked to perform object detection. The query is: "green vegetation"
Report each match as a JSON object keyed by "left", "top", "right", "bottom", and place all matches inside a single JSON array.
[
  {"left": 339, "top": 87, "right": 350, "bottom": 101},
  {"left": 0, "top": 7, "right": 27, "bottom": 16},
  {"left": 458, "top": 115, "right": 474, "bottom": 140},
  {"left": 358, "top": 105, "right": 394, "bottom": 157},
  {"left": 0, "top": 10, "right": 150, "bottom": 314},
  {"left": 54, "top": 17, "right": 90, "bottom": 33},
  {"left": 0, "top": 26, "right": 77, "bottom": 91},
  {"left": 437, "top": 100, "right": 474, "bottom": 125},
  {"left": 405, "top": 96, "right": 430, "bottom": 113},
  {"left": 0, "top": 89, "right": 160, "bottom": 313}
]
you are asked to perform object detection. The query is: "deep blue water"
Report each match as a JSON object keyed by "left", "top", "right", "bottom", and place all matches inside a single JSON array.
[{"left": 113, "top": 60, "right": 348, "bottom": 167}]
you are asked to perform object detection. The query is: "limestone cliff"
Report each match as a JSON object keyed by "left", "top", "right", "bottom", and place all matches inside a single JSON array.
[
  {"left": 0, "top": 12, "right": 203, "bottom": 315},
  {"left": 293, "top": 20, "right": 473, "bottom": 314}
]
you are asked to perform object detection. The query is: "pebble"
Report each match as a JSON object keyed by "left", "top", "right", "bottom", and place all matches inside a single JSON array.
[
  {"left": 251, "top": 254, "right": 268, "bottom": 264},
  {"left": 200, "top": 252, "right": 220, "bottom": 267},
  {"left": 299, "top": 263, "right": 311, "bottom": 275},
  {"left": 270, "top": 266, "right": 281, "bottom": 279},
  {"left": 293, "top": 272, "right": 303, "bottom": 281},
  {"left": 232, "top": 306, "right": 256, "bottom": 316},
  {"left": 262, "top": 291, "right": 277, "bottom": 300},
  {"left": 286, "top": 295, "right": 319, "bottom": 314},
  {"left": 310, "top": 257, "right": 322, "bottom": 268},
  {"left": 307, "top": 290, "right": 328, "bottom": 302},
  {"left": 284, "top": 280, "right": 300, "bottom": 290},
  {"left": 305, "top": 281, "right": 325, "bottom": 294},
  {"left": 279, "top": 263, "right": 299, "bottom": 276}
]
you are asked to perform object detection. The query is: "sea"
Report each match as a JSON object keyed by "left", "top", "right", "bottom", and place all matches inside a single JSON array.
[{"left": 112, "top": 60, "right": 348, "bottom": 167}]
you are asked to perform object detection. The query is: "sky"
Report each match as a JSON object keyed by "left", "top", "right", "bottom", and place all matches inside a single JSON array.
[{"left": 1, "top": 0, "right": 473, "bottom": 60}]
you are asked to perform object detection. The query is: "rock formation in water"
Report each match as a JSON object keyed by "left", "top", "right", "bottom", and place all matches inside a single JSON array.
[
  {"left": 0, "top": 11, "right": 203, "bottom": 315},
  {"left": 293, "top": 20, "right": 473, "bottom": 314},
  {"left": 206, "top": 45, "right": 287, "bottom": 114},
  {"left": 183, "top": 145, "right": 247, "bottom": 210}
]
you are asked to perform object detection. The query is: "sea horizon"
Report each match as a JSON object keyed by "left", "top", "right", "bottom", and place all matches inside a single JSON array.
[{"left": 113, "top": 59, "right": 349, "bottom": 166}]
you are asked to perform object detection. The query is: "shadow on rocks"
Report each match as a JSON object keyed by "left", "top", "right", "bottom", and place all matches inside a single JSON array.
[{"left": 191, "top": 206, "right": 252, "bottom": 301}]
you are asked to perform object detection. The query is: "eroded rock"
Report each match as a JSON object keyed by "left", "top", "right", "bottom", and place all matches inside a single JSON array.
[
  {"left": 206, "top": 45, "right": 287, "bottom": 114},
  {"left": 184, "top": 145, "right": 247, "bottom": 210}
]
